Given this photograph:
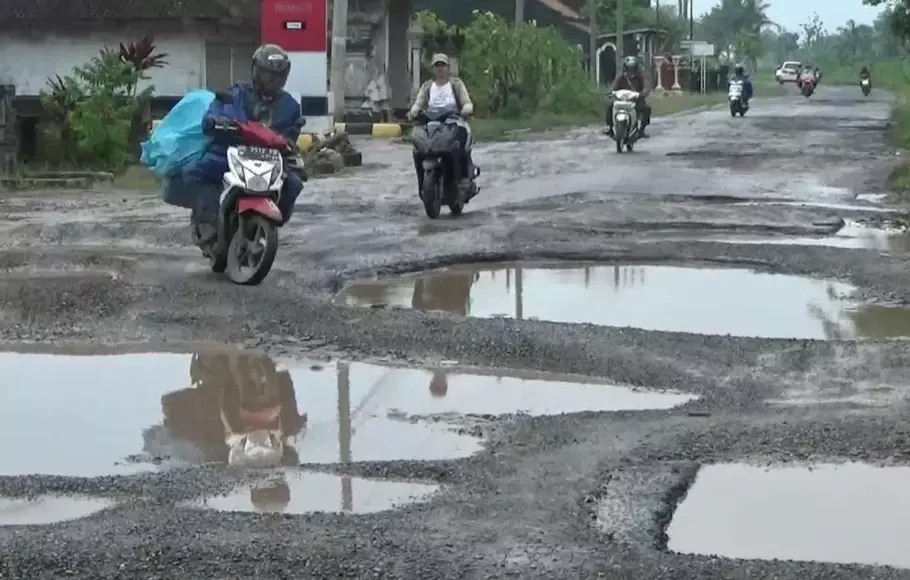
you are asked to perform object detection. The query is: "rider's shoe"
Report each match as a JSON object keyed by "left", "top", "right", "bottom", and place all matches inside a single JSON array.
[{"left": 602, "top": 127, "right": 615, "bottom": 137}]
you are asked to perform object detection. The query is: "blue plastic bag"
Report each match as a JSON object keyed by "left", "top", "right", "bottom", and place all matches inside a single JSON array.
[{"left": 140, "top": 89, "right": 214, "bottom": 178}]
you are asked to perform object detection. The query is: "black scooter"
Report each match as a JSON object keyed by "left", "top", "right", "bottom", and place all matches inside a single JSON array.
[{"left": 411, "top": 105, "right": 480, "bottom": 219}]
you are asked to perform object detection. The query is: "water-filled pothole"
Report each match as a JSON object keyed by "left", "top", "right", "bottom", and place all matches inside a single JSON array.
[
  {"left": 711, "top": 220, "right": 910, "bottom": 251},
  {"left": 337, "top": 263, "right": 910, "bottom": 339},
  {"left": 182, "top": 470, "right": 438, "bottom": 514},
  {"left": 666, "top": 462, "right": 910, "bottom": 568},
  {"left": 0, "top": 495, "right": 114, "bottom": 525},
  {"left": 0, "top": 349, "right": 692, "bottom": 475}
]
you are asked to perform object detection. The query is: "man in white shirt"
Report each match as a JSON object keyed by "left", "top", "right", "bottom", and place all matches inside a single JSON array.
[{"left": 407, "top": 53, "right": 476, "bottom": 196}]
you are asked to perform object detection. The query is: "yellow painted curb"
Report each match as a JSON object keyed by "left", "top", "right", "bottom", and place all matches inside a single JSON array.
[
  {"left": 371, "top": 123, "right": 403, "bottom": 138},
  {"left": 297, "top": 133, "right": 315, "bottom": 150}
]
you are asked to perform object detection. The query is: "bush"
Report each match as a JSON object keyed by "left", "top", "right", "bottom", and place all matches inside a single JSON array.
[
  {"left": 414, "top": 10, "right": 600, "bottom": 119},
  {"left": 39, "top": 37, "right": 167, "bottom": 173}
]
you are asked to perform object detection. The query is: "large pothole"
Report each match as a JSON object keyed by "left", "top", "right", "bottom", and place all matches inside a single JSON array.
[
  {"left": 337, "top": 263, "right": 910, "bottom": 339},
  {"left": 0, "top": 348, "right": 694, "bottom": 476},
  {"left": 0, "top": 495, "right": 115, "bottom": 525},
  {"left": 665, "top": 462, "right": 910, "bottom": 568},
  {"left": 181, "top": 470, "right": 439, "bottom": 515}
]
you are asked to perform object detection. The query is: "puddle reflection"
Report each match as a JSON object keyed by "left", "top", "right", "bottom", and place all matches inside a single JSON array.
[
  {"left": 0, "top": 495, "right": 114, "bottom": 525},
  {"left": 337, "top": 263, "right": 910, "bottom": 339},
  {"left": 0, "top": 350, "right": 693, "bottom": 478},
  {"left": 666, "top": 462, "right": 910, "bottom": 569}
]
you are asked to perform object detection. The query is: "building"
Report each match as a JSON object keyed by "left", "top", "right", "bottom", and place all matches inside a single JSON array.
[{"left": 0, "top": 0, "right": 412, "bottom": 120}]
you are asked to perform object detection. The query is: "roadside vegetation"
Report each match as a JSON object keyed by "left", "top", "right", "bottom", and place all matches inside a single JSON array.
[{"left": 34, "top": 37, "right": 167, "bottom": 175}]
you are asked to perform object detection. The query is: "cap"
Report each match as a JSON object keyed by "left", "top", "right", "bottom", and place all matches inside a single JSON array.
[{"left": 432, "top": 53, "right": 449, "bottom": 66}]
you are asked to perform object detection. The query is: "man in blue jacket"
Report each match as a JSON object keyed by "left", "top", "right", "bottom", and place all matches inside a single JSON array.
[
  {"left": 730, "top": 63, "right": 753, "bottom": 107},
  {"left": 182, "top": 44, "right": 303, "bottom": 247}
]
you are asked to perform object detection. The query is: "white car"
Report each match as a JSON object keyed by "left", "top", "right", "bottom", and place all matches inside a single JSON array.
[{"left": 775, "top": 61, "right": 802, "bottom": 84}]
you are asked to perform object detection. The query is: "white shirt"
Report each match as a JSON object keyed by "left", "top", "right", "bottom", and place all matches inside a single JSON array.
[{"left": 428, "top": 82, "right": 457, "bottom": 109}]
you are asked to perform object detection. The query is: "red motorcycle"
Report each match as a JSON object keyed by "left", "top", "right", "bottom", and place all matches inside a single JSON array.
[
  {"left": 195, "top": 93, "right": 305, "bottom": 285},
  {"left": 799, "top": 73, "right": 817, "bottom": 98}
]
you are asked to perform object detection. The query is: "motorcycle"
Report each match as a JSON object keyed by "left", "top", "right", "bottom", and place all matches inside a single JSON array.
[
  {"left": 861, "top": 77, "right": 871, "bottom": 97},
  {"left": 190, "top": 93, "right": 306, "bottom": 285},
  {"left": 411, "top": 105, "right": 480, "bottom": 219},
  {"left": 800, "top": 74, "right": 816, "bottom": 98},
  {"left": 728, "top": 79, "right": 748, "bottom": 117},
  {"left": 610, "top": 89, "right": 642, "bottom": 153}
]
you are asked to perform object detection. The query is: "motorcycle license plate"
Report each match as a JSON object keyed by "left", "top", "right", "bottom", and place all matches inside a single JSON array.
[{"left": 237, "top": 146, "right": 280, "bottom": 161}]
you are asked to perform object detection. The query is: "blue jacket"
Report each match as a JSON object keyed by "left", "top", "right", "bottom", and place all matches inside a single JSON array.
[
  {"left": 730, "top": 74, "right": 753, "bottom": 99},
  {"left": 202, "top": 82, "right": 301, "bottom": 157}
]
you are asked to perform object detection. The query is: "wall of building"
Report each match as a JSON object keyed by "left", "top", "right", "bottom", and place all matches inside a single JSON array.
[{"left": 0, "top": 29, "right": 207, "bottom": 97}]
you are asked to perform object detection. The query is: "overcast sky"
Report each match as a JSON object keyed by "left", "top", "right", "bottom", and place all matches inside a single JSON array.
[
  {"left": 697, "top": 0, "right": 886, "bottom": 33},
  {"left": 766, "top": 0, "right": 885, "bottom": 31}
]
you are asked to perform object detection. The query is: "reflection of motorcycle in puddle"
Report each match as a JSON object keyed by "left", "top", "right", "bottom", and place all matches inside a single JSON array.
[
  {"left": 429, "top": 370, "right": 448, "bottom": 398},
  {"left": 146, "top": 351, "right": 307, "bottom": 512},
  {"left": 412, "top": 271, "right": 478, "bottom": 316}
]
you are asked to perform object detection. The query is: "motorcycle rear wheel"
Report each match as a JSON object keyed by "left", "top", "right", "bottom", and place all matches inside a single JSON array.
[
  {"left": 422, "top": 169, "right": 442, "bottom": 219},
  {"left": 226, "top": 214, "right": 279, "bottom": 286}
]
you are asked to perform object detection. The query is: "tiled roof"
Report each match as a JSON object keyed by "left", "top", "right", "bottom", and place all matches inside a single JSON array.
[{"left": 3, "top": 0, "right": 259, "bottom": 24}]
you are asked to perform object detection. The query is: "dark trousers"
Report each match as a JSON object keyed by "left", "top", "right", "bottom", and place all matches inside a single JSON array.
[{"left": 605, "top": 101, "right": 652, "bottom": 128}]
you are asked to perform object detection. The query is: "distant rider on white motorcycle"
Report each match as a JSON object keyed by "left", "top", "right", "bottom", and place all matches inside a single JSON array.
[
  {"left": 603, "top": 56, "right": 652, "bottom": 138},
  {"left": 729, "top": 64, "right": 754, "bottom": 107}
]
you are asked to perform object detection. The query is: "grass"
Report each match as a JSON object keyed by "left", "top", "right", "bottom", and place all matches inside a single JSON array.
[{"left": 471, "top": 91, "right": 737, "bottom": 142}]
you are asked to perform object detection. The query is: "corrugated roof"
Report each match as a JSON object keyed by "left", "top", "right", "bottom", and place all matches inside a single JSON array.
[{"left": 3, "top": 0, "right": 259, "bottom": 24}]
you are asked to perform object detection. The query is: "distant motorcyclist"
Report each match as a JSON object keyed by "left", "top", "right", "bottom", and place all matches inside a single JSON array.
[
  {"left": 603, "top": 56, "right": 652, "bottom": 138},
  {"left": 860, "top": 65, "right": 871, "bottom": 82},
  {"left": 729, "top": 63, "right": 754, "bottom": 108},
  {"left": 407, "top": 53, "right": 475, "bottom": 195},
  {"left": 181, "top": 44, "right": 303, "bottom": 247}
]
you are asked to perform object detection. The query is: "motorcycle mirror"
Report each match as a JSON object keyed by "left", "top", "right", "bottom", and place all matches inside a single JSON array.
[{"left": 296, "top": 116, "right": 307, "bottom": 128}]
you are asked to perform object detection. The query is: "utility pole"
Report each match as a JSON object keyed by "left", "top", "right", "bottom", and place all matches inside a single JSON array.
[
  {"left": 515, "top": 0, "right": 524, "bottom": 28},
  {"left": 616, "top": 0, "right": 624, "bottom": 73},
  {"left": 329, "top": 0, "right": 349, "bottom": 120},
  {"left": 588, "top": 0, "right": 597, "bottom": 82},
  {"left": 689, "top": 0, "right": 694, "bottom": 39}
]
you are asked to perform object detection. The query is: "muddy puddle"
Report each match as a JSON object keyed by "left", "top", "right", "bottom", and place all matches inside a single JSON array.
[
  {"left": 336, "top": 263, "right": 910, "bottom": 339},
  {"left": 0, "top": 349, "right": 692, "bottom": 476},
  {"left": 182, "top": 470, "right": 438, "bottom": 515},
  {"left": 0, "top": 495, "right": 114, "bottom": 525},
  {"left": 711, "top": 220, "right": 910, "bottom": 251},
  {"left": 666, "top": 462, "right": 910, "bottom": 568}
]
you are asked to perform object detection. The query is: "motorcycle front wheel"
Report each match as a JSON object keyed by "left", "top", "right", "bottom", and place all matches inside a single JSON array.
[
  {"left": 226, "top": 214, "right": 279, "bottom": 286},
  {"left": 422, "top": 168, "right": 442, "bottom": 219}
]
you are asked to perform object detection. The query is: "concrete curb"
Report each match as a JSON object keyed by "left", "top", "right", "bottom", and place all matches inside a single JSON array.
[
  {"left": 335, "top": 122, "right": 410, "bottom": 137},
  {"left": 297, "top": 123, "right": 411, "bottom": 150}
]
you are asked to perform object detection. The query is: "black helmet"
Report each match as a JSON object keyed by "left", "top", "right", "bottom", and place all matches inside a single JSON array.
[
  {"left": 734, "top": 63, "right": 744, "bottom": 75},
  {"left": 251, "top": 44, "right": 291, "bottom": 99},
  {"left": 622, "top": 56, "right": 639, "bottom": 73}
]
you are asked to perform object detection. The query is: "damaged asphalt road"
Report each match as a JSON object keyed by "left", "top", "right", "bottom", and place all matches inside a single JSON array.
[{"left": 5, "top": 86, "right": 910, "bottom": 578}]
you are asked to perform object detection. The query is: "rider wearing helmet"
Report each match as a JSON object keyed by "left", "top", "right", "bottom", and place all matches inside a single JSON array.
[
  {"left": 181, "top": 44, "right": 304, "bottom": 247},
  {"left": 860, "top": 64, "right": 870, "bottom": 79},
  {"left": 604, "top": 56, "right": 652, "bottom": 138},
  {"left": 730, "top": 63, "right": 754, "bottom": 107}
]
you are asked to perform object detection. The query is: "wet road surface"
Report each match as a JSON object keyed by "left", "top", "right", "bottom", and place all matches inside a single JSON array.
[{"left": 5, "top": 86, "right": 910, "bottom": 578}]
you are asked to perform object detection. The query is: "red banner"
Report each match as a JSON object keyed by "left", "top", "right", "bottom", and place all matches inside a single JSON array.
[{"left": 261, "top": 0, "right": 328, "bottom": 52}]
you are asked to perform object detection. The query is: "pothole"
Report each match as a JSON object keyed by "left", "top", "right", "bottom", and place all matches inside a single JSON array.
[
  {"left": 1, "top": 348, "right": 693, "bottom": 475},
  {"left": 709, "top": 220, "right": 910, "bottom": 251},
  {"left": 181, "top": 470, "right": 438, "bottom": 515},
  {"left": 336, "top": 262, "right": 910, "bottom": 339},
  {"left": 666, "top": 462, "right": 910, "bottom": 569},
  {"left": 0, "top": 495, "right": 114, "bottom": 525}
]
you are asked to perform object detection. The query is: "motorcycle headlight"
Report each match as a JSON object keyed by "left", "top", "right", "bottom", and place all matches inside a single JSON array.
[
  {"left": 229, "top": 153, "right": 245, "bottom": 181},
  {"left": 269, "top": 163, "right": 282, "bottom": 185}
]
